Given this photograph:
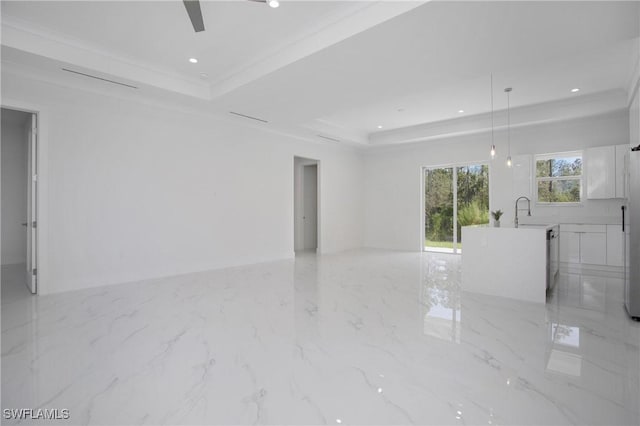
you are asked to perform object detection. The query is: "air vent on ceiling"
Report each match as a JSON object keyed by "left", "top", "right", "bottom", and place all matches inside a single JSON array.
[
  {"left": 62, "top": 68, "right": 138, "bottom": 89},
  {"left": 229, "top": 111, "right": 268, "bottom": 123},
  {"left": 317, "top": 134, "right": 340, "bottom": 143}
]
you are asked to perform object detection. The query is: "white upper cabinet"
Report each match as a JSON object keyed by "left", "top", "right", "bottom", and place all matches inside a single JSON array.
[
  {"left": 615, "top": 144, "right": 628, "bottom": 199},
  {"left": 586, "top": 145, "right": 627, "bottom": 199},
  {"left": 586, "top": 146, "right": 615, "bottom": 199}
]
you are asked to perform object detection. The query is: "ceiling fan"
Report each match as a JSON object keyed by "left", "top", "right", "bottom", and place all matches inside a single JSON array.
[{"left": 182, "top": 0, "right": 280, "bottom": 33}]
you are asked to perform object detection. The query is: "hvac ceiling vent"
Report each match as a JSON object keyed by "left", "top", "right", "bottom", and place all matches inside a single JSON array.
[
  {"left": 228, "top": 111, "right": 269, "bottom": 123},
  {"left": 62, "top": 68, "right": 138, "bottom": 89},
  {"left": 317, "top": 134, "right": 340, "bottom": 142}
]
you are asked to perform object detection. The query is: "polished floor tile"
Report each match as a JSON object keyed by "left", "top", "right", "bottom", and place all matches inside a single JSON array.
[{"left": 2, "top": 251, "right": 639, "bottom": 425}]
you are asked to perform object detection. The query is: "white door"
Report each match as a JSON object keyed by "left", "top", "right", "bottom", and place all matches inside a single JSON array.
[
  {"left": 303, "top": 165, "right": 317, "bottom": 250},
  {"left": 26, "top": 113, "right": 37, "bottom": 293}
]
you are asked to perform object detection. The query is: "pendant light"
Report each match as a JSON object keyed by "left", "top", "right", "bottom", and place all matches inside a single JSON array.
[
  {"left": 490, "top": 74, "right": 496, "bottom": 159},
  {"left": 505, "top": 87, "right": 512, "bottom": 168}
]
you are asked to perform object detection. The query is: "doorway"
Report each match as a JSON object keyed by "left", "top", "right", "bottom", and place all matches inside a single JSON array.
[
  {"left": 423, "top": 163, "right": 489, "bottom": 254},
  {"left": 294, "top": 157, "right": 319, "bottom": 253},
  {"left": 1, "top": 107, "right": 38, "bottom": 294}
]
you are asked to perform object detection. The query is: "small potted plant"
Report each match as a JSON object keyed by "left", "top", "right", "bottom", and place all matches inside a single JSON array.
[{"left": 491, "top": 210, "right": 503, "bottom": 228}]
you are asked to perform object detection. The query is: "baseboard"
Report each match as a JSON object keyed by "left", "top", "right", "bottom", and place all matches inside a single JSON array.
[{"left": 42, "top": 252, "right": 296, "bottom": 295}]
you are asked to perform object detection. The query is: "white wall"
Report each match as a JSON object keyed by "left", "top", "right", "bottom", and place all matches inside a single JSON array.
[
  {"left": 364, "top": 110, "right": 629, "bottom": 251},
  {"left": 1, "top": 113, "right": 28, "bottom": 265},
  {"left": 2, "top": 74, "right": 364, "bottom": 294}
]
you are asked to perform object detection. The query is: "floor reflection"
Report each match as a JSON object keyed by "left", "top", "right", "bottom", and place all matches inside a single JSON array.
[
  {"left": 420, "top": 252, "right": 639, "bottom": 425},
  {"left": 1, "top": 250, "right": 638, "bottom": 425},
  {"left": 421, "top": 257, "right": 461, "bottom": 343}
]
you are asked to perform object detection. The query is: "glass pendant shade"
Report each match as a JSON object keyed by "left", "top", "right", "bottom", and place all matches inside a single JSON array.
[{"left": 489, "top": 74, "right": 496, "bottom": 159}]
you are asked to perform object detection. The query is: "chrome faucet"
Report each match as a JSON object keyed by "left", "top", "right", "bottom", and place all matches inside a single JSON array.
[{"left": 515, "top": 196, "right": 531, "bottom": 228}]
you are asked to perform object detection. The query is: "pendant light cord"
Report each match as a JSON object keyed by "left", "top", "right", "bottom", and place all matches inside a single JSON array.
[
  {"left": 506, "top": 88, "right": 511, "bottom": 158},
  {"left": 491, "top": 74, "right": 494, "bottom": 147}
]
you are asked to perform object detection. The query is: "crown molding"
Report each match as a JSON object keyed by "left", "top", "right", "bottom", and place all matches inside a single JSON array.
[
  {"left": 2, "top": 2, "right": 427, "bottom": 103},
  {"left": 368, "top": 89, "right": 629, "bottom": 147},
  {"left": 1, "top": 16, "right": 212, "bottom": 99},
  {"left": 1, "top": 59, "right": 364, "bottom": 153},
  {"left": 299, "top": 117, "right": 369, "bottom": 146},
  {"left": 208, "top": 1, "right": 426, "bottom": 99}
]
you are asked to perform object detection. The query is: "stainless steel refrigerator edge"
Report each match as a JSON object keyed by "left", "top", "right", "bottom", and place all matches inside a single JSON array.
[
  {"left": 624, "top": 148, "right": 640, "bottom": 320},
  {"left": 625, "top": 91, "right": 640, "bottom": 320}
]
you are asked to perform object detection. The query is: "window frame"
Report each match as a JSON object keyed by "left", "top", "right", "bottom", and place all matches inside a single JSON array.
[
  {"left": 422, "top": 161, "right": 490, "bottom": 254},
  {"left": 534, "top": 151, "right": 583, "bottom": 206}
]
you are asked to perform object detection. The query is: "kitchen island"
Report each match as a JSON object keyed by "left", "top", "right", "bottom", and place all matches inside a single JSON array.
[{"left": 461, "top": 224, "right": 558, "bottom": 304}]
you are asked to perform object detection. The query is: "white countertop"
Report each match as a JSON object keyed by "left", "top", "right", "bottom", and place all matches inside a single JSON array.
[
  {"left": 470, "top": 223, "right": 558, "bottom": 231},
  {"left": 518, "top": 216, "right": 621, "bottom": 226},
  {"left": 518, "top": 223, "right": 559, "bottom": 231}
]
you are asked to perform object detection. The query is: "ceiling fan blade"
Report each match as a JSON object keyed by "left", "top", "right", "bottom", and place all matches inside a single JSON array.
[{"left": 183, "top": 0, "right": 205, "bottom": 33}]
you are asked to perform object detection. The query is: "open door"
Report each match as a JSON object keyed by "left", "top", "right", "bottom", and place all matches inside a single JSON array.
[
  {"left": 303, "top": 165, "right": 318, "bottom": 250},
  {"left": 294, "top": 156, "right": 319, "bottom": 253},
  {"left": 26, "top": 113, "right": 37, "bottom": 294}
]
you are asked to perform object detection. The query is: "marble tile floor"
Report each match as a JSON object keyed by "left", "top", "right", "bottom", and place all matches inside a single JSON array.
[{"left": 1, "top": 250, "right": 639, "bottom": 425}]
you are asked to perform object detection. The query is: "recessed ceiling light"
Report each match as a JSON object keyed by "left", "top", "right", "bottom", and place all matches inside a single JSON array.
[
  {"left": 268, "top": 0, "right": 279, "bottom": 8},
  {"left": 458, "top": 110, "right": 465, "bottom": 113},
  {"left": 199, "top": 72, "right": 208, "bottom": 80},
  {"left": 377, "top": 125, "right": 383, "bottom": 129},
  {"left": 571, "top": 88, "right": 580, "bottom": 93},
  {"left": 189, "top": 58, "right": 198, "bottom": 64}
]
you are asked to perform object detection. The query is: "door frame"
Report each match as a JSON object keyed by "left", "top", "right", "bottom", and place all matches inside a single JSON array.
[
  {"left": 293, "top": 156, "right": 321, "bottom": 254},
  {"left": 302, "top": 164, "right": 318, "bottom": 251},
  {"left": 2, "top": 99, "right": 48, "bottom": 295},
  {"left": 421, "top": 161, "right": 490, "bottom": 254}
]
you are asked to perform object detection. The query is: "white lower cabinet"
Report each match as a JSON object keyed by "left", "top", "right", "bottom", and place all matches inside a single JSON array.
[
  {"left": 580, "top": 232, "right": 607, "bottom": 265},
  {"left": 560, "top": 231, "right": 581, "bottom": 263},
  {"left": 606, "top": 224, "right": 624, "bottom": 267},
  {"left": 559, "top": 224, "right": 607, "bottom": 266}
]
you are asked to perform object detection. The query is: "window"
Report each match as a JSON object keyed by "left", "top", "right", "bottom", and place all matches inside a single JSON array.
[
  {"left": 424, "top": 163, "right": 489, "bottom": 253},
  {"left": 535, "top": 152, "right": 582, "bottom": 204}
]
